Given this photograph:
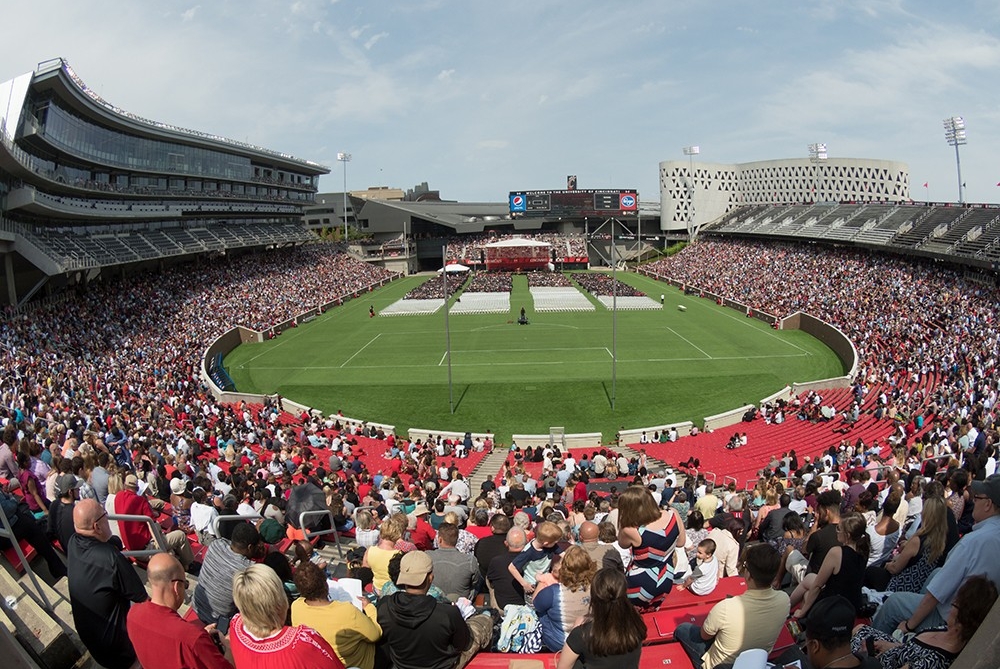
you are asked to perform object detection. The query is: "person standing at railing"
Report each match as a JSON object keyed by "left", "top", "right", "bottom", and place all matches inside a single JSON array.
[
  {"left": 68, "top": 498, "right": 148, "bottom": 669},
  {"left": 115, "top": 473, "right": 195, "bottom": 571}
]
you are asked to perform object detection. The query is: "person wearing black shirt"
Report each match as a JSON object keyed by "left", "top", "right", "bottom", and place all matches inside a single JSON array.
[
  {"left": 486, "top": 527, "right": 528, "bottom": 609},
  {"left": 474, "top": 514, "right": 511, "bottom": 577},
  {"left": 47, "top": 473, "right": 80, "bottom": 552},
  {"left": 781, "top": 490, "right": 841, "bottom": 586},
  {"left": 68, "top": 498, "right": 148, "bottom": 669}
]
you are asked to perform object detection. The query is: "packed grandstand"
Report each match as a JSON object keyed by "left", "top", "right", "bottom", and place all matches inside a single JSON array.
[{"left": 3, "top": 232, "right": 999, "bottom": 669}]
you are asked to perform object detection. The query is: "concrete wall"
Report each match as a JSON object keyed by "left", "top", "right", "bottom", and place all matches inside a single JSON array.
[{"left": 781, "top": 311, "right": 857, "bottom": 382}]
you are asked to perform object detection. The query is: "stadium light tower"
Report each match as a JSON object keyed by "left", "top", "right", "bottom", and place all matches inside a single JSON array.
[
  {"left": 337, "top": 152, "right": 352, "bottom": 241},
  {"left": 807, "top": 143, "right": 827, "bottom": 204},
  {"left": 942, "top": 117, "right": 966, "bottom": 204},
  {"left": 682, "top": 146, "right": 699, "bottom": 241}
]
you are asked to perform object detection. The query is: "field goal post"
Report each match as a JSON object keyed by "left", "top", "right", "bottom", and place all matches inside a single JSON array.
[{"left": 549, "top": 427, "right": 565, "bottom": 449}]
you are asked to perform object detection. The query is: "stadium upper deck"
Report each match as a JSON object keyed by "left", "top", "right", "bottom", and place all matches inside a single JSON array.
[{"left": 0, "top": 58, "right": 329, "bottom": 306}]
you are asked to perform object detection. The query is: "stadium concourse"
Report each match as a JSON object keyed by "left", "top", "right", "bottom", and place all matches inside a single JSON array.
[{"left": 1, "top": 238, "right": 999, "bottom": 669}]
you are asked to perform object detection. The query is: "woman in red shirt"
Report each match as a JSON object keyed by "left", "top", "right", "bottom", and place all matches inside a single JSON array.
[{"left": 230, "top": 564, "right": 343, "bottom": 669}]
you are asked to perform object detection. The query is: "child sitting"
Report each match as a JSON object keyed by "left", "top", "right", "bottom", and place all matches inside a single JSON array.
[
  {"left": 676, "top": 538, "right": 719, "bottom": 596},
  {"left": 508, "top": 520, "right": 565, "bottom": 598}
]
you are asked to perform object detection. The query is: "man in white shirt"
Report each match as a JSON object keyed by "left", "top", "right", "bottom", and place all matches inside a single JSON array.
[{"left": 190, "top": 488, "right": 219, "bottom": 542}]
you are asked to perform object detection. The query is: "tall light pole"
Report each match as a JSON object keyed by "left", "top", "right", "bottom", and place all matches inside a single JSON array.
[
  {"left": 682, "top": 146, "right": 699, "bottom": 241},
  {"left": 807, "top": 143, "right": 827, "bottom": 203},
  {"left": 943, "top": 117, "right": 966, "bottom": 204},
  {"left": 337, "top": 152, "right": 352, "bottom": 241}
]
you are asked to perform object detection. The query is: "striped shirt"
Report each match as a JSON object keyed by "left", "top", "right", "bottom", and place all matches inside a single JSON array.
[{"left": 193, "top": 539, "right": 251, "bottom": 623}]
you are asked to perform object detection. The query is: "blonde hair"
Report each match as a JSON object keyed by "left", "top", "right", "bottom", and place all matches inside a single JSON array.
[
  {"left": 355, "top": 508, "right": 375, "bottom": 531},
  {"left": 107, "top": 473, "right": 124, "bottom": 495},
  {"left": 444, "top": 511, "right": 460, "bottom": 525},
  {"left": 558, "top": 545, "right": 597, "bottom": 592},
  {"left": 918, "top": 496, "right": 948, "bottom": 564},
  {"left": 535, "top": 521, "right": 563, "bottom": 544},
  {"left": 379, "top": 517, "right": 403, "bottom": 543},
  {"left": 232, "top": 564, "right": 288, "bottom": 637}
]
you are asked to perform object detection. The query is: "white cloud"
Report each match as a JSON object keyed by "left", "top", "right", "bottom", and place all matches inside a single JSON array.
[
  {"left": 181, "top": 5, "right": 200, "bottom": 22},
  {"left": 759, "top": 27, "right": 1000, "bottom": 132},
  {"left": 436, "top": 69, "right": 455, "bottom": 81},
  {"left": 364, "top": 32, "right": 388, "bottom": 50}
]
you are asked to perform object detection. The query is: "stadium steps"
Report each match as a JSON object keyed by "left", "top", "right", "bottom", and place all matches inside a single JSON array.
[
  {"left": 468, "top": 448, "right": 515, "bottom": 493},
  {"left": 0, "top": 569, "right": 88, "bottom": 668}
]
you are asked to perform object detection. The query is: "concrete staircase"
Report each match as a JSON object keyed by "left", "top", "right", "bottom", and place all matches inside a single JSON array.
[
  {"left": 467, "top": 448, "right": 516, "bottom": 492},
  {"left": 0, "top": 569, "right": 92, "bottom": 668}
]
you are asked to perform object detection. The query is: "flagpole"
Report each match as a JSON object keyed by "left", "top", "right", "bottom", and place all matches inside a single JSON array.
[
  {"left": 611, "top": 218, "right": 617, "bottom": 412},
  {"left": 442, "top": 246, "right": 454, "bottom": 414}
]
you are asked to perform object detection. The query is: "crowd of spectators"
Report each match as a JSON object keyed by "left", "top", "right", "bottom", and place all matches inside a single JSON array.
[
  {"left": 465, "top": 272, "right": 513, "bottom": 293},
  {"left": 404, "top": 274, "right": 467, "bottom": 300},
  {"left": 572, "top": 272, "right": 647, "bottom": 298},
  {"left": 646, "top": 240, "right": 998, "bottom": 467},
  {"left": 526, "top": 272, "right": 574, "bottom": 288},
  {"left": 4, "top": 236, "right": 1000, "bottom": 669}
]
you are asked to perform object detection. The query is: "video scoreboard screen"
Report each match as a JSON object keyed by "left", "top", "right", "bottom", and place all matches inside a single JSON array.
[{"left": 509, "top": 189, "right": 639, "bottom": 218}]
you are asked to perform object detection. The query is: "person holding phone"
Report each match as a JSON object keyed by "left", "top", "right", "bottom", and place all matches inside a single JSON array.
[{"left": 127, "top": 553, "right": 233, "bottom": 669}]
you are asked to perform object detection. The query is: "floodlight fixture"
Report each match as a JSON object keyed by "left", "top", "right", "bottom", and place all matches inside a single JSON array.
[
  {"left": 943, "top": 117, "right": 966, "bottom": 203},
  {"left": 337, "top": 152, "right": 352, "bottom": 241},
  {"left": 808, "top": 143, "right": 828, "bottom": 203}
]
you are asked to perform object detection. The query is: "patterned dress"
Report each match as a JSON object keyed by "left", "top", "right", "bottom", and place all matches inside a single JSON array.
[
  {"left": 851, "top": 626, "right": 958, "bottom": 669},
  {"left": 626, "top": 513, "right": 680, "bottom": 605}
]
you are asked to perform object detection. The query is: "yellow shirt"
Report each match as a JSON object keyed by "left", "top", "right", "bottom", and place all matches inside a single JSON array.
[
  {"left": 365, "top": 545, "right": 398, "bottom": 592},
  {"left": 291, "top": 598, "right": 382, "bottom": 669},
  {"left": 700, "top": 587, "right": 790, "bottom": 669}
]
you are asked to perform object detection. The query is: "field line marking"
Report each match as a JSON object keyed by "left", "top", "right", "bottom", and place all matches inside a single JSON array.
[
  {"left": 451, "top": 347, "right": 609, "bottom": 354},
  {"left": 709, "top": 308, "right": 812, "bottom": 354},
  {"left": 438, "top": 351, "right": 448, "bottom": 366},
  {"left": 238, "top": 324, "right": 310, "bottom": 367},
  {"left": 664, "top": 326, "right": 713, "bottom": 360},
  {"left": 252, "top": 352, "right": 808, "bottom": 371},
  {"left": 605, "top": 347, "right": 613, "bottom": 358},
  {"left": 340, "top": 333, "right": 382, "bottom": 368}
]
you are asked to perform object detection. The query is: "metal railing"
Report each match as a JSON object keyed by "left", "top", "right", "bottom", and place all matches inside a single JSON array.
[
  {"left": 299, "top": 510, "right": 342, "bottom": 558},
  {"left": 108, "top": 513, "right": 169, "bottom": 559},
  {"left": 210, "top": 513, "right": 262, "bottom": 540},
  {"left": 0, "top": 501, "right": 53, "bottom": 612}
]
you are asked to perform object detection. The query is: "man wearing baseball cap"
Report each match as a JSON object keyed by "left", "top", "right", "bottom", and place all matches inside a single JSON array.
[
  {"left": 376, "top": 551, "right": 491, "bottom": 669},
  {"left": 48, "top": 473, "right": 82, "bottom": 552},
  {"left": 800, "top": 595, "right": 879, "bottom": 669},
  {"left": 115, "top": 473, "right": 195, "bottom": 570},
  {"left": 873, "top": 473, "right": 1000, "bottom": 635}
]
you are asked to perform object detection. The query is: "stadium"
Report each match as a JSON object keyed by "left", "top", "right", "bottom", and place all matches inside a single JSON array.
[{"left": 1, "top": 57, "right": 999, "bottom": 669}]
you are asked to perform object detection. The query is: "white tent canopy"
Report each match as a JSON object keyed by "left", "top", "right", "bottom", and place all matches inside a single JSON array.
[
  {"left": 483, "top": 238, "right": 551, "bottom": 248},
  {"left": 438, "top": 263, "right": 471, "bottom": 273}
]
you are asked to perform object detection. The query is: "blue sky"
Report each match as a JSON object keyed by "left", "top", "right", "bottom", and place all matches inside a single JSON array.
[{"left": 2, "top": 1, "right": 999, "bottom": 204}]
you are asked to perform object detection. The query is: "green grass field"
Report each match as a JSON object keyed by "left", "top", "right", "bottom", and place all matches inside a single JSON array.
[{"left": 224, "top": 272, "right": 845, "bottom": 442}]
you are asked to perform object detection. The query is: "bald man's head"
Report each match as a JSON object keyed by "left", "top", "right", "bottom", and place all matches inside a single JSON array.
[
  {"left": 73, "top": 498, "right": 110, "bottom": 541},
  {"left": 147, "top": 553, "right": 186, "bottom": 609},
  {"left": 506, "top": 527, "right": 527, "bottom": 552},
  {"left": 147, "top": 552, "right": 184, "bottom": 585},
  {"left": 578, "top": 521, "right": 599, "bottom": 543}
]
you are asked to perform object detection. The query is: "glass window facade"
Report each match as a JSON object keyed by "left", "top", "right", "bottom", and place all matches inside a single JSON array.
[
  {"left": 37, "top": 99, "right": 254, "bottom": 180},
  {"left": 27, "top": 97, "right": 320, "bottom": 194}
]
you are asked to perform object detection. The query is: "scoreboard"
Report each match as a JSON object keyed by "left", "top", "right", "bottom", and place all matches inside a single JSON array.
[{"left": 509, "top": 189, "right": 639, "bottom": 218}]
